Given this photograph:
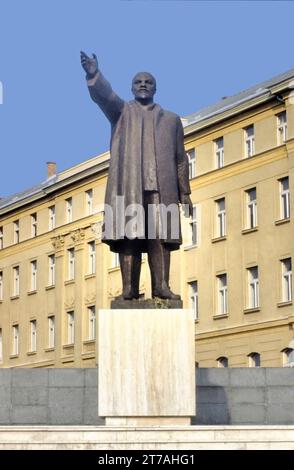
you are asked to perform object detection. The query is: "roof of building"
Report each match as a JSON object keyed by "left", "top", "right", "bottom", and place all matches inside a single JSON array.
[
  {"left": 1, "top": 67, "right": 294, "bottom": 212},
  {"left": 183, "top": 67, "right": 294, "bottom": 127}
]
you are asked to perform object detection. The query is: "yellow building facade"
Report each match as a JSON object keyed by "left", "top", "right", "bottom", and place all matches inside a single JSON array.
[{"left": 0, "top": 69, "right": 294, "bottom": 368}]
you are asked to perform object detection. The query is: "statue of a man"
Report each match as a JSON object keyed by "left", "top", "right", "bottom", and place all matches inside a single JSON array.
[{"left": 80, "top": 52, "right": 192, "bottom": 300}]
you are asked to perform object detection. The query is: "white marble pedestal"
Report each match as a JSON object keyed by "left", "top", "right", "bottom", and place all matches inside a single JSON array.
[{"left": 98, "top": 309, "right": 195, "bottom": 426}]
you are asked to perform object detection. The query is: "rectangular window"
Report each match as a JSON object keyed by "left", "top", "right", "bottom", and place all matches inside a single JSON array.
[
  {"left": 12, "top": 325, "right": 19, "bottom": 355},
  {"left": 247, "top": 266, "right": 259, "bottom": 308},
  {"left": 67, "top": 311, "right": 74, "bottom": 344},
  {"left": 48, "top": 316, "right": 55, "bottom": 348},
  {"left": 189, "top": 281, "right": 198, "bottom": 320},
  {"left": 0, "top": 329, "right": 2, "bottom": 362},
  {"left": 244, "top": 125, "right": 255, "bottom": 157},
  {"left": 86, "top": 189, "right": 93, "bottom": 215},
  {"left": 68, "top": 248, "right": 75, "bottom": 280},
  {"left": 279, "top": 177, "right": 290, "bottom": 219},
  {"left": 246, "top": 188, "right": 257, "bottom": 228},
  {"left": 215, "top": 137, "right": 224, "bottom": 169},
  {"left": 277, "top": 111, "right": 287, "bottom": 145},
  {"left": 88, "top": 241, "right": 96, "bottom": 274},
  {"left": 30, "top": 260, "right": 37, "bottom": 291},
  {"left": 113, "top": 252, "right": 120, "bottom": 268},
  {"left": 13, "top": 266, "right": 20, "bottom": 296},
  {"left": 281, "top": 258, "right": 292, "bottom": 302},
  {"left": 48, "top": 254, "right": 55, "bottom": 286},
  {"left": 189, "top": 205, "right": 198, "bottom": 246},
  {"left": 216, "top": 198, "right": 226, "bottom": 237},
  {"left": 31, "top": 213, "right": 37, "bottom": 237},
  {"left": 66, "top": 197, "right": 73, "bottom": 223},
  {"left": 0, "top": 226, "right": 3, "bottom": 249},
  {"left": 88, "top": 306, "right": 96, "bottom": 340},
  {"left": 30, "top": 320, "right": 37, "bottom": 352},
  {"left": 14, "top": 220, "right": 19, "bottom": 244},
  {"left": 0, "top": 271, "right": 3, "bottom": 301},
  {"left": 49, "top": 206, "right": 56, "bottom": 230},
  {"left": 217, "top": 274, "right": 228, "bottom": 315},
  {"left": 187, "top": 149, "right": 196, "bottom": 179}
]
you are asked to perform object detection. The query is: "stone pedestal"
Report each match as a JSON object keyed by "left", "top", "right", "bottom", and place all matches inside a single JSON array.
[{"left": 98, "top": 308, "right": 195, "bottom": 425}]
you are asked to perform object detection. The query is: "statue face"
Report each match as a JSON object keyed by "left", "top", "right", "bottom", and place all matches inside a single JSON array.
[{"left": 131, "top": 72, "right": 156, "bottom": 101}]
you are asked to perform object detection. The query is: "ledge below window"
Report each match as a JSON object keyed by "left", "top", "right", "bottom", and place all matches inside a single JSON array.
[
  {"left": 242, "top": 227, "right": 258, "bottom": 235},
  {"left": 244, "top": 307, "right": 260, "bottom": 314},
  {"left": 85, "top": 273, "right": 96, "bottom": 280},
  {"left": 27, "top": 351, "right": 37, "bottom": 356},
  {"left": 27, "top": 290, "right": 37, "bottom": 296},
  {"left": 45, "top": 285, "right": 55, "bottom": 291},
  {"left": 275, "top": 218, "right": 290, "bottom": 226},
  {"left": 184, "top": 244, "right": 197, "bottom": 251},
  {"left": 64, "top": 280, "right": 75, "bottom": 286},
  {"left": 213, "top": 313, "right": 228, "bottom": 320},
  {"left": 9, "top": 354, "right": 19, "bottom": 359},
  {"left": 212, "top": 236, "right": 226, "bottom": 244},
  {"left": 10, "top": 295, "right": 19, "bottom": 301},
  {"left": 44, "top": 347, "right": 55, "bottom": 352},
  {"left": 277, "top": 300, "right": 293, "bottom": 308}
]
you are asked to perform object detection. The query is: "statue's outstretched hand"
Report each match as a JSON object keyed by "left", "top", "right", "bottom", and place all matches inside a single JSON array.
[{"left": 80, "top": 51, "right": 98, "bottom": 78}]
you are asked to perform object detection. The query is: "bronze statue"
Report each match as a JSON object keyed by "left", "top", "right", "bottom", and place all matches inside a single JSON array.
[{"left": 80, "top": 52, "right": 192, "bottom": 300}]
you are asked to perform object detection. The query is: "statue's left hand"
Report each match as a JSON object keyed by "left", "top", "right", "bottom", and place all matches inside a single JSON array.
[{"left": 180, "top": 194, "right": 193, "bottom": 218}]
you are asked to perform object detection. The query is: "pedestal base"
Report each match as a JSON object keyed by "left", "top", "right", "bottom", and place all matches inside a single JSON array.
[{"left": 98, "top": 308, "right": 195, "bottom": 424}]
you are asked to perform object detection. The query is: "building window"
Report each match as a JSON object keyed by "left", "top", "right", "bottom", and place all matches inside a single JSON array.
[
  {"left": 246, "top": 188, "right": 257, "bottom": 228},
  {"left": 86, "top": 189, "right": 93, "bottom": 215},
  {"left": 12, "top": 325, "right": 19, "bottom": 355},
  {"left": 31, "top": 213, "right": 37, "bottom": 237},
  {"left": 215, "top": 137, "right": 224, "bottom": 169},
  {"left": 13, "top": 266, "right": 20, "bottom": 296},
  {"left": 247, "top": 266, "right": 259, "bottom": 308},
  {"left": 113, "top": 252, "right": 120, "bottom": 268},
  {"left": 217, "top": 273, "right": 228, "bottom": 315},
  {"left": 68, "top": 248, "right": 75, "bottom": 280},
  {"left": 281, "top": 258, "right": 292, "bottom": 302},
  {"left": 0, "top": 271, "right": 3, "bottom": 301},
  {"left": 0, "top": 226, "right": 3, "bottom": 249},
  {"left": 30, "top": 260, "right": 37, "bottom": 291},
  {"left": 67, "top": 311, "right": 74, "bottom": 344},
  {"left": 217, "top": 356, "right": 228, "bottom": 368},
  {"left": 187, "top": 148, "right": 196, "bottom": 179},
  {"left": 282, "top": 347, "right": 294, "bottom": 366},
  {"left": 88, "top": 306, "right": 96, "bottom": 340},
  {"left": 277, "top": 111, "right": 287, "bottom": 145},
  {"left": 49, "top": 206, "right": 56, "bottom": 230},
  {"left": 0, "top": 329, "right": 2, "bottom": 362},
  {"left": 48, "top": 316, "right": 55, "bottom": 348},
  {"left": 48, "top": 254, "right": 55, "bottom": 286},
  {"left": 279, "top": 177, "right": 290, "bottom": 219},
  {"left": 88, "top": 241, "right": 96, "bottom": 275},
  {"left": 244, "top": 125, "right": 255, "bottom": 157},
  {"left": 66, "top": 197, "right": 73, "bottom": 223},
  {"left": 216, "top": 198, "right": 226, "bottom": 237},
  {"left": 188, "top": 281, "right": 198, "bottom": 320},
  {"left": 248, "top": 352, "right": 260, "bottom": 367},
  {"left": 189, "top": 205, "right": 198, "bottom": 246},
  {"left": 13, "top": 220, "right": 19, "bottom": 244},
  {"left": 30, "top": 320, "right": 37, "bottom": 352}
]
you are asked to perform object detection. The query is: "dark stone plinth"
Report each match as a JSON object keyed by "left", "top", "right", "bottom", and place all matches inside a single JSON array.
[{"left": 111, "top": 298, "right": 183, "bottom": 309}]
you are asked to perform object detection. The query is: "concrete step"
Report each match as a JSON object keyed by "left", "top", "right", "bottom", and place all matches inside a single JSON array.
[{"left": 0, "top": 425, "right": 294, "bottom": 449}]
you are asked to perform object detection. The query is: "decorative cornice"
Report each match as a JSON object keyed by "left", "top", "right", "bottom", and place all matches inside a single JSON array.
[{"left": 70, "top": 228, "right": 85, "bottom": 244}]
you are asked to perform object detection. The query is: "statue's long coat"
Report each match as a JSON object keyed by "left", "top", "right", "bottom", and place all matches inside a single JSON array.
[{"left": 87, "top": 72, "right": 191, "bottom": 252}]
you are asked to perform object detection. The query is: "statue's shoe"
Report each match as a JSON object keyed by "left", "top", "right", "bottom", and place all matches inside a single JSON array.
[{"left": 152, "top": 288, "right": 181, "bottom": 300}]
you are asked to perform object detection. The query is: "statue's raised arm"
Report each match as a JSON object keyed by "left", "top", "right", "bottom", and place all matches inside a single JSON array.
[{"left": 80, "top": 51, "right": 124, "bottom": 125}]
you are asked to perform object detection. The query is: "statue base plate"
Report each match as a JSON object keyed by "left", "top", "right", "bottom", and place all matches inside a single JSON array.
[{"left": 111, "top": 298, "right": 183, "bottom": 309}]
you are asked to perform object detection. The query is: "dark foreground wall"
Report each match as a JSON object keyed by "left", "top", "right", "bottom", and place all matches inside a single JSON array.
[{"left": 0, "top": 368, "right": 294, "bottom": 425}]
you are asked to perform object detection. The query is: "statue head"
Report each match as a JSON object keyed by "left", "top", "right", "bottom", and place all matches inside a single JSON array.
[{"left": 131, "top": 72, "right": 156, "bottom": 104}]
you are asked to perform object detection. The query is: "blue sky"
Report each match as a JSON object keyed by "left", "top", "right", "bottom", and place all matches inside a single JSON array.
[{"left": 0, "top": 0, "right": 294, "bottom": 197}]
